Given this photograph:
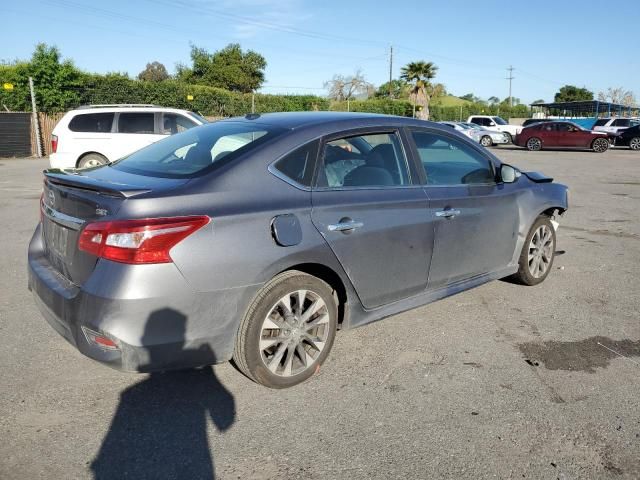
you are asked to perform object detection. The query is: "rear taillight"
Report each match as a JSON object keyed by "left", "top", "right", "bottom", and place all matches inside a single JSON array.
[
  {"left": 51, "top": 135, "right": 58, "bottom": 153},
  {"left": 78, "top": 216, "right": 210, "bottom": 264}
]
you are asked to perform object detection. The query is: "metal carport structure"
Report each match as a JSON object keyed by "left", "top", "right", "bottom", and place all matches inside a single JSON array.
[{"left": 531, "top": 100, "right": 639, "bottom": 118}]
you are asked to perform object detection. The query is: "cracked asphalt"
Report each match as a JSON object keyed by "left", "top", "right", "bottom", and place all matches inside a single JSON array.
[{"left": 0, "top": 146, "right": 639, "bottom": 479}]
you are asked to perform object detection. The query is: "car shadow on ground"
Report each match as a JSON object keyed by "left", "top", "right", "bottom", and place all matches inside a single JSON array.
[{"left": 90, "top": 308, "right": 236, "bottom": 480}]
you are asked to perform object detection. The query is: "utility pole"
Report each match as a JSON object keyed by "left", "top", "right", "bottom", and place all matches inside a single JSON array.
[
  {"left": 506, "top": 66, "right": 515, "bottom": 108},
  {"left": 251, "top": 91, "right": 255, "bottom": 114},
  {"left": 29, "top": 77, "right": 42, "bottom": 158},
  {"left": 388, "top": 45, "right": 393, "bottom": 98}
]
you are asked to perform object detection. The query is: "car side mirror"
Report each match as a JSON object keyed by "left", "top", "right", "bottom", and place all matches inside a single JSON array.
[
  {"left": 500, "top": 164, "right": 520, "bottom": 183},
  {"left": 489, "top": 122, "right": 496, "bottom": 126}
]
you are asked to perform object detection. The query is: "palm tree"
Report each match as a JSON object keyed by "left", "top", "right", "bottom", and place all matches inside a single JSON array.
[{"left": 400, "top": 61, "right": 438, "bottom": 119}]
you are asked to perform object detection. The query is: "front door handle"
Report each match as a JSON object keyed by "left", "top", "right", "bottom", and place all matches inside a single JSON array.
[
  {"left": 328, "top": 220, "right": 364, "bottom": 232},
  {"left": 435, "top": 209, "right": 461, "bottom": 219}
]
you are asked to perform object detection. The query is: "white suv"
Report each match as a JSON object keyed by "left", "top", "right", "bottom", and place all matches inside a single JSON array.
[
  {"left": 49, "top": 105, "right": 207, "bottom": 169},
  {"left": 592, "top": 117, "right": 640, "bottom": 135},
  {"left": 467, "top": 115, "right": 522, "bottom": 143}
]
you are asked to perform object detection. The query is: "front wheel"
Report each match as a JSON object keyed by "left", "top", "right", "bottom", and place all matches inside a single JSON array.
[
  {"left": 629, "top": 137, "right": 640, "bottom": 150},
  {"left": 480, "top": 135, "right": 493, "bottom": 147},
  {"left": 233, "top": 271, "right": 338, "bottom": 388},
  {"left": 502, "top": 132, "right": 513, "bottom": 143},
  {"left": 592, "top": 137, "right": 609, "bottom": 153},
  {"left": 511, "top": 216, "right": 556, "bottom": 286}
]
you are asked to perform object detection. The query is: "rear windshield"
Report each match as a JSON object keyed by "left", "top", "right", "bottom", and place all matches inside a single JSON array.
[{"left": 110, "top": 121, "right": 286, "bottom": 178}]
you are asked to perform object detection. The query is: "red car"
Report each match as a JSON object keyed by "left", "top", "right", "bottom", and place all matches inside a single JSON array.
[{"left": 516, "top": 121, "right": 610, "bottom": 152}]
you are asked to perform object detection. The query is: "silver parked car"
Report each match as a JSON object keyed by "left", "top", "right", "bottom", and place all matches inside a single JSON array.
[
  {"left": 459, "top": 122, "right": 510, "bottom": 147},
  {"left": 28, "top": 112, "right": 568, "bottom": 388}
]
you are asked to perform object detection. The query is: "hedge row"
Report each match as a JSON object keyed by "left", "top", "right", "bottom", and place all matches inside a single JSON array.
[{"left": 1, "top": 73, "right": 531, "bottom": 121}]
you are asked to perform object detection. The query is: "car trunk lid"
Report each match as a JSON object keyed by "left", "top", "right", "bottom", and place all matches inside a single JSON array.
[{"left": 41, "top": 167, "right": 188, "bottom": 285}]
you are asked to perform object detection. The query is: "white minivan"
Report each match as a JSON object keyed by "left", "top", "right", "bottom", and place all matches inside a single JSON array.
[{"left": 49, "top": 105, "right": 207, "bottom": 169}]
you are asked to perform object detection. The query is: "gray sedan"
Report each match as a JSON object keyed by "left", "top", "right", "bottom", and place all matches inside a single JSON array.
[{"left": 28, "top": 112, "right": 568, "bottom": 388}]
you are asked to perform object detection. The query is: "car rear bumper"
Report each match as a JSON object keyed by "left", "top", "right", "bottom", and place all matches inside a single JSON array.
[
  {"left": 49, "top": 152, "right": 78, "bottom": 169},
  {"left": 28, "top": 224, "right": 260, "bottom": 372}
]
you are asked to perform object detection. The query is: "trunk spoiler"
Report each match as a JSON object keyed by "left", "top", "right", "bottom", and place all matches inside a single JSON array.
[
  {"left": 44, "top": 170, "right": 151, "bottom": 198},
  {"left": 523, "top": 171, "right": 553, "bottom": 183}
]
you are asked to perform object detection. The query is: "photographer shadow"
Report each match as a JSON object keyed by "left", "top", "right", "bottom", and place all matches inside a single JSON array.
[{"left": 91, "top": 308, "right": 236, "bottom": 480}]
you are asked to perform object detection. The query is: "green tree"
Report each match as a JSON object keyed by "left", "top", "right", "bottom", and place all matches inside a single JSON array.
[
  {"left": 400, "top": 61, "right": 438, "bottom": 119},
  {"left": 554, "top": 85, "right": 593, "bottom": 103},
  {"left": 488, "top": 96, "right": 500, "bottom": 105},
  {"left": 374, "top": 79, "right": 410, "bottom": 99},
  {"left": 177, "top": 43, "right": 266, "bottom": 93},
  {"left": 532, "top": 99, "right": 545, "bottom": 104},
  {"left": 137, "top": 61, "right": 169, "bottom": 82},
  {"left": 1, "top": 44, "right": 83, "bottom": 112}
]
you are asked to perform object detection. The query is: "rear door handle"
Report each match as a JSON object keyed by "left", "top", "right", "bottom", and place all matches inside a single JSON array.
[
  {"left": 328, "top": 220, "right": 364, "bottom": 232},
  {"left": 435, "top": 209, "right": 461, "bottom": 219}
]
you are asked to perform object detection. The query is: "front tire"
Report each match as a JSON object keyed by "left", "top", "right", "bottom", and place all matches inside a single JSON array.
[
  {"left": 512, "top": 216, "right": 556, "bottom": 286},
  {"left": 592, "top": 137, "right": 609, "bottom": 153},
  {"left": 480, "top": 135, "right": 493, "bottom": 147},
  {"left": 526, "top": 137, "right": 542, "bottom": 151},
  {"left": 503, "top": 132, "right": 513, "bottom": 143},
  {"left": 233, "top": 271, "right": 338, "bottom": 388},
  {"left": 629, "top": 137, "right": 640, "bottom": 150}
]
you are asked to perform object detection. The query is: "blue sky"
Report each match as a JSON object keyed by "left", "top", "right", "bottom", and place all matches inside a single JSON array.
[{"left": 2, "top": 0, "right": 638, "bottom": 104}]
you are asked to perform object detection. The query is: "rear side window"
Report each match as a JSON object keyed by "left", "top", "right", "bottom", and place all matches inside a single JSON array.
[
  {"left": 68, "top": 113, "right": 114, "bottom": 133},
  {"left": 411, "top": 130, "right": 494, "bottom": 186},
  {"left": 593, "top": 119, "right": 609, "bottom": 127},
  {"left": 162, "top": 114, "right": 197, "bottom": 134},
  {"left": 612, "top": 119, "right": 630, "bottom": 127},
  {"left": 111, "top": 122, "right": 285, "bottom": 178},
  {"left": 118, "top": 113, "right": 155, "bottom": 134},
  {"left": 469, "top": 117, "right": 485, "bottom": 126},
  {"left": 272, "top": 142, "right": 317, "bottom": 187}
]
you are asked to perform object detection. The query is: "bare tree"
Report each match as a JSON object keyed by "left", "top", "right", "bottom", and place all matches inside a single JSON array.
[
  {"left": 598, "top": 87, "right": 637, "bottom": 106},
  {"left": 324, "top": 70, "right": 373, "bottom": 101}
]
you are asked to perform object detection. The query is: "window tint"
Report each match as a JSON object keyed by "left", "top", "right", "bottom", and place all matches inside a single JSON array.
[
  {"left": 317, "top": 132, "right": 409, "bottom": 188},
  {"left": 118, "top": 113, "right": 155, "bottom": 134},
  {"left": 272, "top": 142, "right": 316, "bottom": 187},
  {"left": 411, "top": 130, "right": 495, "bottom": 185},
  {"left": 68, "top": 113, "right": 114, "bottom": 133},
  {"left": 470, "top": 117, "right": 486, "bottom": 126},
  {"left": 492, "top": 116, "right": 508, "bottom": 125},
  {"left": 542, "top": 123, "right": 555, "bottom": 132},
  {"left": 593, "top": 119, "right": 609, "bottom": 126},
  {"left": 110, "top": 122, "right": 284, "bottom": 178},
  {"left": 162, "top": 114, "right": 197, "bottom": 134},
  {"left": 556, "top": 123, "right": 577, "bottom": 132}
]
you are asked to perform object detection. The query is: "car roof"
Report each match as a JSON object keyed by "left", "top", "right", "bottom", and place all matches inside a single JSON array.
[
  {"left": 217, "top": 111, "right": 438, "bottom": 130},
  {"left": 68, "top": 106, "right": 193, "bottom": 114}
]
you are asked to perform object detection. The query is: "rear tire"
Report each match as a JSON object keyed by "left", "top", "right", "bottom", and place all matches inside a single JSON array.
[
  {"left": 629, "top": 137, "right": 640, "bottom": 150},
  {"left": 480, "top": 135, "right": 493, "bottom": 147},
  {"left": 503, "top": 132, "right": 513, "bottom": 143},
  {"left": 77, "top": 153, "right": 107, "bottom": 169},
  {"left": 233, "top": 271, "right": 338, "bottom": 388},
  {"left": 526, "top": 137, "right": 542, "bottom": 151},
  {"left": 512, "top": 216, "right": 556, "bottom": 286},
  {"left": 592, "top": 138, "right": 609, "bottom": 153}
]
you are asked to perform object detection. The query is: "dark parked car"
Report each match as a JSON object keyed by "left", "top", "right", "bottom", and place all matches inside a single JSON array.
[
  {"left": 516, "top": 121, "right": 610, "bottom": 152},
  {"left": 522, "top": 118, "right": 553, "bottom": 127},
  {"left": 28, "top": 112, "right": 568, "bottom": 388},
  {"left": 614, "top": 125, "right": 640, "bottom": 150}
]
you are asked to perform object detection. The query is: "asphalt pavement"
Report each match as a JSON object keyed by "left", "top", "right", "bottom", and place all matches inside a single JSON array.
[{"left": 0, "top": 147, "right": 638, "bottom": 479}]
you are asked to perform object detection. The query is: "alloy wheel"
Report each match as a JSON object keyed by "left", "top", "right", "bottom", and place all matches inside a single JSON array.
[
  {"left": 630, "top": 137, "right": 640, "bottom": 150},
  {"left": 259, "top": 289, "right": 330, "bottom": 377},
  {"left": 527, "top": 138, "right": 541, "bottom": 151},
  {"left": 528, "top": 225, "right": 554, "bottom": 278},
  {"left": 480, "top": 136, "right": 492, "bottom": 147},
  {"left": 592, "top": 138, "right": 609, "bottom": 152}
]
